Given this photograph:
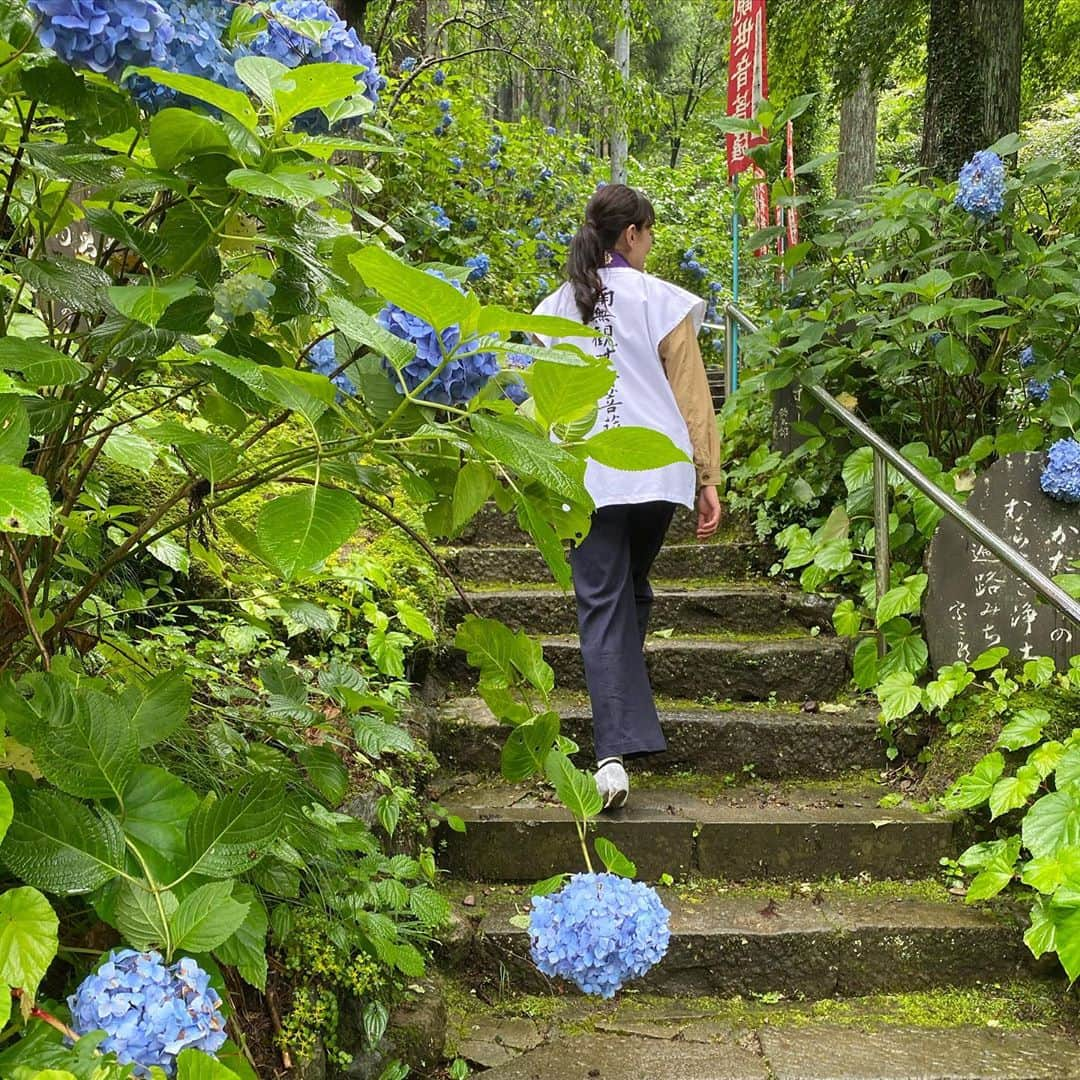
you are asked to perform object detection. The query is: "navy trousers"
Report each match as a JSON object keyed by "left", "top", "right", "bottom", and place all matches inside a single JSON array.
[{"left": 569, "top": 500, "right": 677, "bottom": 762}]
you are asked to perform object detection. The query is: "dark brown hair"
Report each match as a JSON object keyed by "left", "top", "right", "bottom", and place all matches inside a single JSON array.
[{"left": 566, "top": 184, "right": 655, "bottom": 322}]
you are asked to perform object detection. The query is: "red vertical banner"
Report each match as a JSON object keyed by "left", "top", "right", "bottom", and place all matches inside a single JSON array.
[
  {"left": 785, "top": 118, "right": 800, "bottom": 247},
  {"left": 726, "top": 0, "right": 769, "bottom": 180}
]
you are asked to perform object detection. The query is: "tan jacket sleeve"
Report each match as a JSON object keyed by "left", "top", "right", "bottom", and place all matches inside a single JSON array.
[{"left": 659, "top": 314, "right": 723, "bottom": 488}]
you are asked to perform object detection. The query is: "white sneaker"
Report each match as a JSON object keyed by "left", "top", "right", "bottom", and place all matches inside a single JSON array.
[{"left": 595, "top": 758, "right": 629, "bottom": 811}]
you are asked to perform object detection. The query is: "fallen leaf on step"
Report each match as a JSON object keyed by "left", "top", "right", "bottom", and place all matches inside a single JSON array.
[
  {"left": 463, "top": 894, "right": 476, "bottom": 907},
  {"left": 759, "top": 898, "right": 780, "bottom": 918},
  {"left": 870, "top": 819, "right": 897, "bottom": 828},
  {"left": 819, "top": 702, "right": 851, "bottom": 714}
]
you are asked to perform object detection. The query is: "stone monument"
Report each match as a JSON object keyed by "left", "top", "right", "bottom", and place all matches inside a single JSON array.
[{"left": 925, "top": 452, "right": 1080, "bottom": 670}]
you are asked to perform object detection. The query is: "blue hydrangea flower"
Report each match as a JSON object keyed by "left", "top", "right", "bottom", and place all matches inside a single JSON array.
[
  {"left": 536, "top": 244, "right": 554, "bottom": 262},
  {"left": 1027, "top": 378, "right": 1052, "bottom": 402},
  {"left": 307, "top": 335, "right": 355, "bottom": 396},
  {"left": 1020, "top": 345, "right": 1036, "bottom": 369},
  {"left": 399, "top": 55, "right": 416, "bottom": 71},
  {"left": 462, "top": 215, "right": 477, "bottom": 232},
  {"left": 579, "top": 159, "right": 592, "bottom": 175},
  {"left": 432, "top": 67, "right": 445, "bottom": 85},
  {"left": 68, "top": 950, "right": 226, "bottom": 1077},
  {"left": 430, "top": 204, "right": 451, "bottom": 230},
  {"left": 213, "top": 272, "right": 276, "bottom": 323},
  {"left": 377, "top": 271, "right": 498, "bottom": 405},
  {"left": 465, "top": 253, "right": 490, "bottom": 281},
  {"left": 545, "top": 125, "right": 556, "bottom": 136},
  {"left": 503, "top": 350, "right": 533, "bottom": 404},
  {"left": 128, "top": 0, "right": 248, "bottom": 112},
  {"left": 434, "top": 115, "right": 452, "bottom": 136},
  {"left": 29, "top": 0, "right": 174, "bottom": 78},
  {"left": 252, "top": 0, "right": 383, "bottom": 109},
  {"left": 529, "top": 873, "right": 670, "bottom": 998},
  {"left": 538, "top": 167, "right": 553, "bottom": 181},
  {"left": 449, "top": 155, "right": 463, "bottom": 173},
  {"left": 1041, "top": 438, "right": 1080, "bottom": 503},
  {"left": 487, "top": 157, "right": 500, "bottom": 171},
  {"left": 709, "top": 281, "right": 723, "bottom": 293},
  {"left": 955, "top": 150, "right": 1006, "bottom": 220},
  {"left": 537, "top": 275, "right": 550, "bottom": 293},
  {"left": 519, "top": 188, "right": 535, "bottom": 204},
  {"left": 555, "top": 231, "right": 571, "bottom": 246},
  {"left": 488, "top": 134, "right": 506, "bottom": 154},
  {"left": 438, "top": 98, "right": 451, "bottom": 113}
]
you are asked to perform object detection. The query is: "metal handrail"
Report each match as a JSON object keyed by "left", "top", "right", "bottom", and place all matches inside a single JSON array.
[{"left": 721, "top": 301, "right": 1080, "bottom": 635}]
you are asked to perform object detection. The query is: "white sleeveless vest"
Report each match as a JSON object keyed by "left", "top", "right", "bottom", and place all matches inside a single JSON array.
[{"left": 533, "top": 267, "right": 705, "bottom": 510}]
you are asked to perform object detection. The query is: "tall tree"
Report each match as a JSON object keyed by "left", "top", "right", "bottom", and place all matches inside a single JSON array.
[
  {"left": 836, "top": 67, "right": 878, "bottom": 195},
  {"left": 920, "top": 0, "right": 1024, "bottom": 177}
]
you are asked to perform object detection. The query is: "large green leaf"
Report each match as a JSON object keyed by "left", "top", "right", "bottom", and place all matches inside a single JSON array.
[
  {"left": 1021, "top": 845, "right": 1080, "bottom": 895},
  {"left": 516, "top": 491, "right": 572, "bottom": 590},
  {"left": 472, "top": 415, "right": 588, "bottom": 503},
  {"left": 297, "top": 746, "right": 349, "bottom": 806},
  {"left": 943, "top": 751, "right": 1004, "bottom": 811},
  {"left": 988, "top": 764, "right": 1041, "bottom": 820},
  {"left": 11, "top": 255, "right": 110, "bottom": 315},
  {"left": 1, "top": 790, "right": 126, "bottom": 893},
  {"left": 145, "top": 421, "right": 240, "bottom": 485},
  {"left": 0, "top": 338, "right": 87, "bottom": 386},
  {"left": 257, "top": 486, "right": 362, "bottom": 580},
  {"left": 176, "top": 1049, "right": 243, "bottom": 1080},
  {"left": 226, "top": 168, "right": 335, "bottom": 207},
  {"left": 259, "top": 366, "right": 336, "bottom": 424},
  {"left": 0, "top": 464, "right": 51, "bottom": 535},
  {"left": 0, "top": 781, "right": 11, "bottom": 845},
  {"left": 30, "top": 690, "right": 137, "bottom": 801},
  {"left": 131, "top": 66, "right": 258, "bottom": 129},
  {"left": 184, "top": 776, "right": 284, "bottom": 879},
  {"left": 149, "top": 108, "right": 231, "bottom": 171},
  {"left": 545, "top": 751, "right": 602, "bottom": 819},
  {"left": 583, "top": 427, "right": 691, "bottom": 471},
  {"left": 875, "top": 574, "right": 928, "bottom": 625},
  {"left": 0, "top": 887, "right": 58, "bottom": 994},
  {"left": 351, "top": 246, "right": 475, "bottom": 332},
  {"left": 324, "top": 295, "right": 416, "bottom": 371},
  {"left": 454, "top": 616, "right": 517, "bottom": 688},
  {"left": 594, "top": 837, "right": 636, "bottom": 878},
  {"left": 170, "top": 881, "right": 249, "bottom": 953},
  {"left": 270, "top": 62, "right": 367, "bottom": 125},
  {"left": 451, "top": 461, "right": 495, "bottom": 534},
  {"left": 108, "top": 280, "right": 199, "bottom": 327},
  {"left": 212, "top": 884, "right": 268, "bottom": 990},
  {"left": 121, "top": 766, "right": 199, "bottom": 866},
  {"left": 1048, "top": 896, "right": 1080, "bottom": 982},
  {"left": 114, "top": 880, "right": 177, "bottom": 951},
  {"left": 996, "top": 708, "right": 1050, "bottom": 752},
  {"left": 528, "top": 359, "right": 612, "bottom": 426},
  {"left": 1023, "top": 787, "right": 1080, "bottom": 859},
  {"left": 502, "top": 712, "right": 560, "bottom": 782},
  {"left": 964, "top": 835, "right": 1020, "bottom": 902},
  {"left": 122, "top": 669, "right": 192, "bottom": 748}
]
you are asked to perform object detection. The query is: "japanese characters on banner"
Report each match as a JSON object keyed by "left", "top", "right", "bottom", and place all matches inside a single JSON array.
[{"left": 726, "top": 0, "right": 770, "bottom": 243}]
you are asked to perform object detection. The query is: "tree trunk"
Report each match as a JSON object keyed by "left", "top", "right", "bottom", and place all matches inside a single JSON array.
[
  {"left": 406, "top": 0, "right": 427, "bottom": 49},
  {"left": 920, "top": 0, "right": 1023, "bottom": 178},
  {"left": 836, "top": 67, "right": 878, "bottom": 196}
]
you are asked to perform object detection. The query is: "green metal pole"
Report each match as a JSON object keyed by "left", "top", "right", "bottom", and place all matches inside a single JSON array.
[{"left": 730, "top": 175, "right": 740, "bottom": 394}]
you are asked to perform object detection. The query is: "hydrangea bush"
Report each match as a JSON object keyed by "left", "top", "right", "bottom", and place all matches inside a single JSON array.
[
  {"left": 68, "top": 951, "right": 227, "bottom": 1076},
  {"left": 1040, "top": 438, "right": 1080, "bottom": 502},
  {"left": 955, "top": 149, "right": 1007, "bottom": 220},
  {"left": 529, "top": 873, "right": 670, "bottom": 998}
]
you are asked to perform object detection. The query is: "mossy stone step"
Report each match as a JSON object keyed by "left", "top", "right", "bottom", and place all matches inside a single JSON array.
[
  {"left": 427, "top": 635, "right": 852, "bottom": 702},
  {"left": 440, "top": 885, "right": 1033, "bottom": 999},
  {"left": 429, "top": 696, "right": 884, "bottom": 778},
  {"left": 459, "top": 503, "right": 749, "bottom": 547},
  {"left": 445, "top": 584, "right": 833, "bottom": 636},
  {"left": 464, "top": 1025, "right": 1080, "bottom": 1079},
  {"left": 444, "top": 540, "right": 773, "bottom": 584},
  {"left": 436, "top": 780, "right": 954, "bottom": 882}
]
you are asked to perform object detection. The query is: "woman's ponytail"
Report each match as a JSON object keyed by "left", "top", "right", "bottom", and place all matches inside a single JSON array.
[{"left": 565, "top": 184, "right": 656, "bottom": 323}]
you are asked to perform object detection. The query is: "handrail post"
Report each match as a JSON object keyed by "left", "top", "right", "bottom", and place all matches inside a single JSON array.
[
  {"left": 873, "top": 450, "right": 891, "bottom": 657},
  {"left": 724, "top": 308, "right": 735, "bottom": 399}
]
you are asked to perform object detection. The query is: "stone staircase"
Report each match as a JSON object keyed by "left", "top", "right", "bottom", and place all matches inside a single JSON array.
[{"left": 421, "top": 506, "right": 1076, "bottom": 1078}]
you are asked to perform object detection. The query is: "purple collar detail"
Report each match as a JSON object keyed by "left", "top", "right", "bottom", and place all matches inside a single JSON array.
[{"left": 604, "top": 250, "right": 634, "bottom": 269}]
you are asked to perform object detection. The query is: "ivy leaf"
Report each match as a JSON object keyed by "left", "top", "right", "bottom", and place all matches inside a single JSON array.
[
  {"left": 0, "top": 465, "right": 51, "bottom": 535},
  {"left": 876, "top": 671, "right": 922, "bottom": 723},
  {"left": 211, "top": 884, "right": 268, "bottom": 990},
  {"left": 1020, "top": 845, "right": 1080, "bottom": 895},
  {"left": 0, "top": 887, "right": 58, "bottom": 994},
  {"left": 1027, "top": 740, "right": 1067, "bottom": 781},
  {"left": 875, "top": 574, "right": 928, "bottom": 626},
  {"left": 965, "top": 835, "right": 1020, "bottom": 902},
  {"left": 1023, "top": 787, "right": 1080, "bottom": 860},
  {"left": 185, "top": 776, "right": 284, "bottom": 879},
  {"left": 996, "top": 708, "right": 1050, "bottom": 751},
  {"left": 257, "top": 487, "right": 362, "bottom": 581},
  {"left": 970, "top": 645, "right": 1009, "bottom": 671},
  {"left": 170, "top": 881, "right": 249, "bottom": 953},
  {"left": 831, "top": 599, "right": 863, "bottom": 637},
  {"left": 852, "top": 636, "right": 879, "bottom": 691},
  {"left": 988, "top": 764, "right": 1041, "bottom": 820},
  {"left": 841, "top": 446, "right": 874, "bottom": 492},
  {"left": 943, "top": 751, "right": 1005, "bottom": 811},
  {"left": 1, "top": 790, "right": 126, "bottom": 893},
  {"left": 1056, "top": 747, "right": 1080, "bottom": 789},
  {"left": 595, "top": 837, "right": 636, "bottom": 878}
]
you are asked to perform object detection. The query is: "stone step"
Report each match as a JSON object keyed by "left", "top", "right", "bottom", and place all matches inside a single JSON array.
[
  {"left": 463, "top": 1025, "right": 1079, "bottom": 1079},
  {"left": 428, "top": 635, "right": 852, "bottom": 702},
  {"left": 429, "top": 697, "right": 884, "bottom": 779},
  {"left": 444, "top": 541, "right": 773, "bottom": 584},
  {"left": 445, "top": 584, "right": 833, "bottom": 636},
  {"left": 458, "top": 503, "right": 750, "bottom": 547},
  {"left": 436, "top": 780, "right": 953, "bottom": 882},
  {"left": 440, "top": 884, "right": 1032, "bottom": 999},
  {"left": 446, "top": 979, "right": 1077, "bottom": 1077}
]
